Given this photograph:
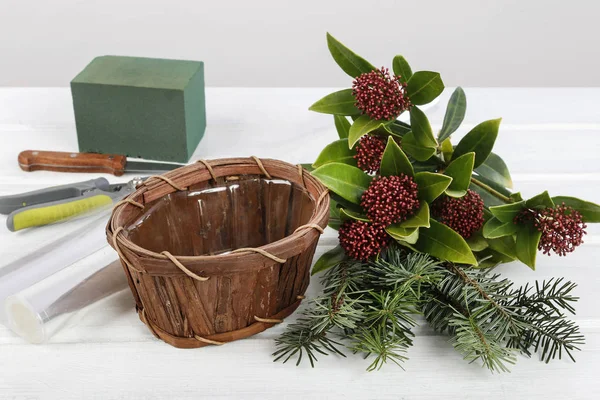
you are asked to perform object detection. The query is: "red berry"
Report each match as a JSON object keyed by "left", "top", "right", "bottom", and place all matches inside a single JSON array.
[
  {"left": 338, "top": 220, "right": 390, "bottom": 261},
  {"left": 515, "top": 204, "right": 587, "bottom": 256},
  {"left": 361, "top": 175, "right": 420, "bottom": 226},
  {"left": 431, "top": 190, "right": 484, "bottom": 238},
  {"left": 354, "top": 135, "right": 387, "bottom": 174},
  {"left": 352, "top": 67, "right": 411, "bottom": 121}
]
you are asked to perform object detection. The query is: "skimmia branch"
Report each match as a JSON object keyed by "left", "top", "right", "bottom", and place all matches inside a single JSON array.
[
  {"left": 278, "top": 33, "right": 593, "bottom": 373},
  {"left": 308, "top": 33, "right": 600, "bottom": 270}
]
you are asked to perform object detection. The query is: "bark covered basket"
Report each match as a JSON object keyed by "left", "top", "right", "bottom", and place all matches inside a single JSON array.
[{"left": 107, "top": 157, "right": 329, "bottom": 348}]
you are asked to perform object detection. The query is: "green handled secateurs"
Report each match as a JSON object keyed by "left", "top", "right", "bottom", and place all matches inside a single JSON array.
[{"left": 0, "top": 177, "right": 143, "bottom": 232}]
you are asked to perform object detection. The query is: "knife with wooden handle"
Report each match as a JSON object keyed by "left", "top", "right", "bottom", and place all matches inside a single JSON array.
[{"left": 18, "top": 150, "right": 183, "bottom": 176}]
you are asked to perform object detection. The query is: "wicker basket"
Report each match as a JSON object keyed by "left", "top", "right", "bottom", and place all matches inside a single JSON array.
[{"left": 106, "top": 157, "right": 329, "bottom": 348}]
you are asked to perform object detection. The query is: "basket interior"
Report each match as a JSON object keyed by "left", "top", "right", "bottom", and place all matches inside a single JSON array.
[{"left": 125, "top": 175, "right": 315, "bottom": 256}]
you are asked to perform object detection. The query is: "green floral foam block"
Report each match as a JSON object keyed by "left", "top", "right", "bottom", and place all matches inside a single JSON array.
[{"left": 71, "top": 56, "right": 206, "bottom": 163}]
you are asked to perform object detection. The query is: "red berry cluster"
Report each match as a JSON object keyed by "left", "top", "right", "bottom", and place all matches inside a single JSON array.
[
  {"left": 515, "top": 204, "right": 587, "bottom": 256},
  {"left": 338, "top": 220, "right": 390, "bottom": 261},
  {"left": 354, "top": 135, "right": 387, "bottom": 174},
  {"left": 352, "top": 67, "right": 411, "bottom": 121},
  {"left": 431, "top": 190, "right": 484, "bottom": 238},
  {"left": 361, "top": 175, "right": 420, "bottom": 226}
]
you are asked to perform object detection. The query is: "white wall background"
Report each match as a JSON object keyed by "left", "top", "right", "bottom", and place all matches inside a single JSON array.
[{"left": 1, "top": 0, "right": 598, "bottom": 87}]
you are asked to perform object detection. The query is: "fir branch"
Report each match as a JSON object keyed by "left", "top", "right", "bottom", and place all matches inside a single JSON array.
[
  {"left": 351, "top": 326, "right": 410, "bottom": 372},
  {"left": 504, "top": 278, "right": 584, "bottom": 361},
  {"left": 273, "top": 317, "right": 345, "bottom": 367},
  {"left": 370, "top": 250, "right": 444, "bottom": 297},
  {"left": 448, "top": 309, "right": 517, "bottom": 373}
]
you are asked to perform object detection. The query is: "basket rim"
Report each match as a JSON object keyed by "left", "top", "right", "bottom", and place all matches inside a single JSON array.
[{"left": 106, "top": 157, "right": 329, "bottom": 265}]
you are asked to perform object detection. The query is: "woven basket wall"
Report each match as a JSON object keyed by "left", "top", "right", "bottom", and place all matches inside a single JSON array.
[{"left": 106, "top": 157, "right": 329, "bottom": 348}]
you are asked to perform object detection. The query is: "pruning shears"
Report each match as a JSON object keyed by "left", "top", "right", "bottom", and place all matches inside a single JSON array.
[{"left": 0, "top": 177, "right": 144, "bottom": 232}]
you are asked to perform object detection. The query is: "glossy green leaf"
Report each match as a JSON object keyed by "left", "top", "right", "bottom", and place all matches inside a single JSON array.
[
  {"left": 414, "top": 172, "right": 452, "bottom": 203},
  {"left": 470, "top": 184, "right": 504, "bottom": 207},
  {"left": 413, "top": 219, "right": 477, "bottom": 265},
  {"left": 406, "top": 71, "right": 444, "bottom": 105},
  {"left": 386, "top": 225, "right": 419, "bottom": 244},
  {"left": 526, "top": 191, "right": 555, "bottom": 209},
  {"left": 444, "top": 152, "right": 475, "bottom": 197},
  {"left": 326, "top": 33, "right": 376, "bottom": 78},
  {"left": 475, "top": 247, "right": 515, "bottom": 269},
  {"left": 552, "top": 196, "right": 600, "bottom": 222},
  {"left": 453, "top": 118, "right": 501, "bottom": 168},
  {"left": 400, "top": 203, "right": 430, "bottom": 229},
  {"left": 348, "top": 115, "right": 390, "bottom": 148},
  {"left": 483, "top": 217, "right": 518, "bottom": 239},
  {"left": 401, "top": 131, "right": 436, "bottom": 161},
  {"left": 474, "top": 152, "right": 513, "bottom": 189},
  {"left": 380, "top": 136, "right": 414, "bottom": 177},
  {"left": 438, "top": 87, "right": 466, "bottom": 141},
  {"left": 409, "top": 106, "right": 437, "bottom": 148},
  {"left": 510, "top": 192, "right": 524, "bottom": 202},
  {"left": 312, "top": 245, "right": 347, "bottom": 275},
  {"left": 401, "top": 228, "right": 420, "bottom": 244},
  {"left": 488, "top": 236, "right": 517, "bottom": 260},
  {"left": 440, "top": 138, "right": 453, "bottom": 163},
  {"left": 312, "top": 163, "right": 373, "bottom": 204},
  {"left": 472, "top": 174, "right": 512, "bottom": 197},
  {"left": 334, "top": 115, "right": 351, "bottom": 139},
  {"left": 388, "top": 120, "right": 411, "bottom": 137},
  {"left": 489, "top": 201, "right": 525, "bottom": 223},
  {"left": 309, "top": 89, "right": 359, "bottom": 116},
  {"left": 339, "top": 208, "right": 369, "bottom": 222},
  {"left": 330, "top": 193, "right": 363, "bottom": 214},
  {"left": 313, "top": 139, "right": 357, "bottom": 168},
  {"left": 467, "top": 232, "right": 489, "bottom": 252},
  {"left": 392, "top": 55, "right": 412, "bottom": 84},
  {"left": 328, "top": 199, "right": 341, "bottom": 230},
  {"left": 515, "top": 225, "right": 542, "bottom": 270}
]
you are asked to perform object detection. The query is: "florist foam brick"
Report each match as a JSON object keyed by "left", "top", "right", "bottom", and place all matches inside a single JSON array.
[
  {"left": 107, "top": 157, "right": 329, "bottom": 348},
  {"left": 71, "top": 56, "right": 206, "bottom": 163}
]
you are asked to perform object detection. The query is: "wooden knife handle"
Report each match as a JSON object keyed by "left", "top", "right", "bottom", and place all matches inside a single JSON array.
[{"left": 18, "top": 150, "right": 127, "bottom": 176}]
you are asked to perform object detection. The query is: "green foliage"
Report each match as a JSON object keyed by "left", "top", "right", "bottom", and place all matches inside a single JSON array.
[
  {"left": 348, "top": 115, "right": 390, "bottom": 148},
  {"left": 414, "top": 220, "right": 477, "bottom": 265},
  {"left": 552, "top": 196, "right": 600, "bottom": 222},
  {"left": 453, "top": 118, "right": 501, "bottom": 168},
  {"left": 312, "top": 245, "right": 347, "bottom": 275},
  {"left": 474, "top": 152, "right": 513, "bottom": 189},
  {"left": 515, "top": 225, "right": 542, "bottom": 270},
  {"left": 414, "top": 172, "right": 452, "bottom": 203},
  {"left": 308, "top": 33, "right": 599, "bottom": 271},
  {"left": 444, "top": 152, "right": 475, "bottom": 197},
  {"left": 400, "top": 131, "right": 436, "bottom": 161},
  {"left": 392, "top": 55, "right": 412, "bottom": 84},
  {"left": 483, "top": 217, "right": 518, "bottom": 239},
  {"left": 312, "top": 162, "right": 372, "bottom": 204},
  {"left": 334, "top": 115, "right": 351, "bottom": 139},
  {"left": 313, "top": 139, "right": 357, "bottom": 168},
  {"left": 406, "top": 71, "right": 444, "bottom": 105},
  {"left": 526, "top": 191, "right": 555, "bottom": 209},
  {"left": 409, "top": 106, "right": 437, "bottom": 148},
  {"left": 326, "top": 33, "right": 375, "bottom": 78},
  {"left": 439, "top": 87, "right": 467, "bottom": 141},
  {"left": 309, "top": 89, "right": 360, "bottom": 115},
  {"left": 380, "top": 137, "right": 414, "bottom": 177}
]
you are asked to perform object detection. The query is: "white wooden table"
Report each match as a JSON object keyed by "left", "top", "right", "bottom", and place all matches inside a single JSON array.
[{"left": 0, "top": 88, "right": 599, "bottom": 399}]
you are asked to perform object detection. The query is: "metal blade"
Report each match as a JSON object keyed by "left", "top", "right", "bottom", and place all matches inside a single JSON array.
[{"left": 125, "top": 159, "right": 184, "bottom": 174}]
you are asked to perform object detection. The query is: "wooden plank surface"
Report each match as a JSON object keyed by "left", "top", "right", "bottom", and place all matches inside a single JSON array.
[{"left": 0, "top": 88, "right": 599, "bottom": 399}]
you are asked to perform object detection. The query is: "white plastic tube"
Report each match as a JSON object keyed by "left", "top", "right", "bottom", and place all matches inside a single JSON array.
[
  {"left": 4, "top": 245, "right": 128, "bottom": 343},
  {"left": 0, "top": 211, "right": 110, "bottom": 323}
]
